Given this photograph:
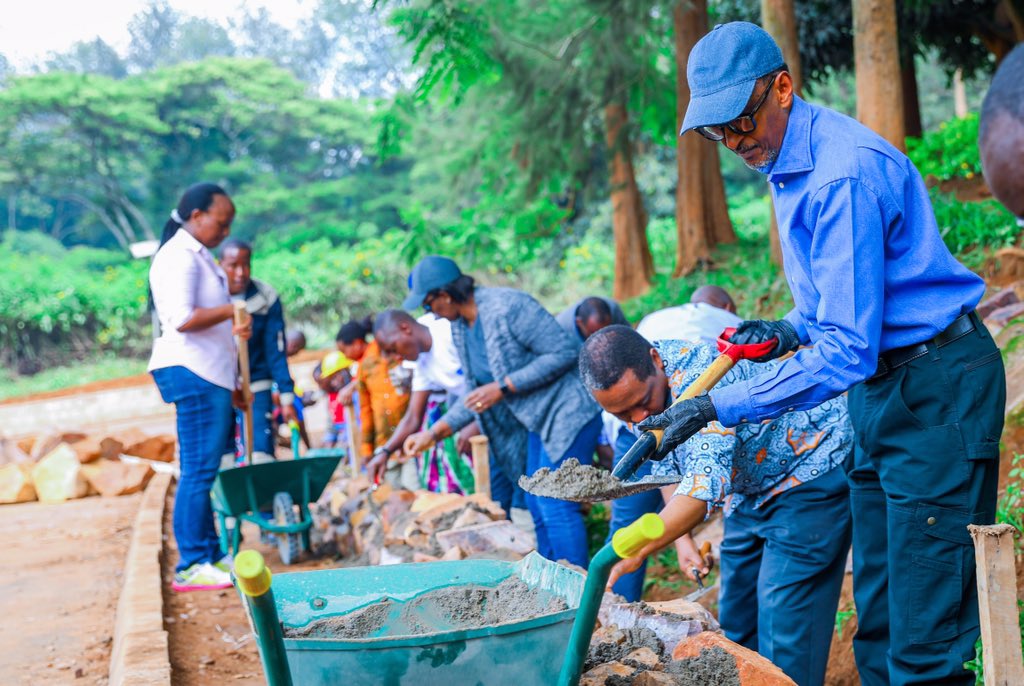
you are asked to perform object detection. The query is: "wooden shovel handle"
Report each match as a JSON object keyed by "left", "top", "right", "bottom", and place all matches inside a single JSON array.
[
  {"left": 650, "top": 353, "right": 737, "bottom": 447},
  {"left": 233, "top": 301, "right": 254, "bottom": 463}
]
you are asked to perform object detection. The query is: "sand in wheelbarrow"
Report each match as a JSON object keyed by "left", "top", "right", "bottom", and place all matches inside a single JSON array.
[
  {"left": 518, "top": 458, "right": 681, "bottom": 503},
  {"left": 285, "top": 576, "right": 569, "bottom": 639}
]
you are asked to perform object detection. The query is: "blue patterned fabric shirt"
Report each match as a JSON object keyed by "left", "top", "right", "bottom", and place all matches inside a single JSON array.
[{"left": 649, "top": 340, "right": 853, "bottom": 516}]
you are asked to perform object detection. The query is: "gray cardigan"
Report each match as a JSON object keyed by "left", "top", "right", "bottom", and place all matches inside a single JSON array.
[{"left": 440, "top": 287, "right": 601, "bottom": 464}]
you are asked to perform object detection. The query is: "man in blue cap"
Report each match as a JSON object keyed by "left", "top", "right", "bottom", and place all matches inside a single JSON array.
[{"left": 630, "top": 21, "right": 1004, "bottom": 686}]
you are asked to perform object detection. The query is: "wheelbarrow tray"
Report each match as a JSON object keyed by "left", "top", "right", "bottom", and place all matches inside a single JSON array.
[
  {"left": 263, "top": 552, "right": 584, "bottom": 685},
  {"left": 211, "top": 456, "right": 341, "bottom": 556},
  {"left": 211, "top": 456, "right": 341, "bottom": 519}
]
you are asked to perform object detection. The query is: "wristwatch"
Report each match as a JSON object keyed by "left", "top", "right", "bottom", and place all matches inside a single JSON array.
[
  {"left": 499, "top": 377, "right": 513, "bottom": 396},
  {"left": 373, "top": 446, "right": 390, "bottom": 461}
]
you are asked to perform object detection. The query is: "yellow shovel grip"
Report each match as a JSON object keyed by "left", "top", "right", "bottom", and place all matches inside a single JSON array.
[
  {"left": 612, "top": 513, "right": 665, "bottom": 558},
  {"left": 235, "top": 550, "right": 273, "bottom": 597},
  {"left": 651, "top": 354, "right": 737, "bottom": 448}
]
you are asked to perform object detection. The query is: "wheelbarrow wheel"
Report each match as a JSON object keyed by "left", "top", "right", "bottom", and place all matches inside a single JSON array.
[{"left": 272, "top": 491, "right": 301, "bottom": 565}]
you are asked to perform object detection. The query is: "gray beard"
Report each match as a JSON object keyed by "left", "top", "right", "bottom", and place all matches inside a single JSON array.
[{"left": 744, "top": 148, "right": 779, "bottom": 174}]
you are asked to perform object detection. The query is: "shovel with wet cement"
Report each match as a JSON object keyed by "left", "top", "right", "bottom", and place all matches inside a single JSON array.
[{"left": 520, "top": 329, "right": 777, "bottom": 503}]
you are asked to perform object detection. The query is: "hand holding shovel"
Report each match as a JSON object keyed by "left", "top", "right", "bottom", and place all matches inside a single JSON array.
[{"left": 611, "top": 328, "right": 777, "bottom": 482}]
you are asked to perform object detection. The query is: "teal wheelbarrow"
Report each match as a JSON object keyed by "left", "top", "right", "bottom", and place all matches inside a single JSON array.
[
  {"left": 212, "top": 425, "right": 345, "bottom": 565},
  {"left": 233, "top": 513, "right": 665, "bottom": 685}
]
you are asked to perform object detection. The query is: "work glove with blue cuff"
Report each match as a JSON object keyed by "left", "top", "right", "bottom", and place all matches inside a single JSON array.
[
  {"left": 731, "top": 319, "right": 801, "bottom": 361},
  {"left": 637, "top": 395, "right": 718, "bottom": 459}
]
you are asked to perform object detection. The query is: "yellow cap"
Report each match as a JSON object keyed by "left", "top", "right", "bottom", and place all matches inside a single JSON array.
[
  {"left": 321, "top": 351, "right": 353, "bottom": 378},
  {"left": 611, "top": 513, "right": 665, "bottom": 559},
  {"left": 235, "top": 550, "right": 273, "bottom": 597}
]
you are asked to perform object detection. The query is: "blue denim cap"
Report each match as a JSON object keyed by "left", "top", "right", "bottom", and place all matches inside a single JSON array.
[
  {"left": 680, "top": 22, "right": 785, "bottom": 135},
  {"left": 403, "top": 255, "right": 463, "bottom": 309}
]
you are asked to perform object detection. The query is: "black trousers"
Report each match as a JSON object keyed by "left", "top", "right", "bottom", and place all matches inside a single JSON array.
[{"left": 846, "top": 318, "right": 1005, "bottom": 685}]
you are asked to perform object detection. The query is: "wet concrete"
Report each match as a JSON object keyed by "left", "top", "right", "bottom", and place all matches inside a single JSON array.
[
  {"left": 666, "top": 646, "right": 741, "bottom": 686},
  {"left": 285, "top": 576, "right": 568, "bottom": 639},
  {"left": 519, "top": 458, "right": 680, "bottom": 503}
]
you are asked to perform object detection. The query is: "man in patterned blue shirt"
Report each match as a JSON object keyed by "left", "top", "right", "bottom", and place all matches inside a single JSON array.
[
  {"left": 580, "top": 326, "right": 852, "bottom": 686},
  {"left": 641, "top": 23, "right": 1005, "bottom": 685}
]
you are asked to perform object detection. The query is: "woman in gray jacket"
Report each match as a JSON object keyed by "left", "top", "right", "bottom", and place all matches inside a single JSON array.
[{"left": 403, "top": 256, "right": 602, "bottom": 567}]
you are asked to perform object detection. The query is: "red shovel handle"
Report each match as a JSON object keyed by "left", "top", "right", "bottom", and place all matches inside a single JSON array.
[{"left": 717, "top": 327, "right": 778, "bottom": 362}]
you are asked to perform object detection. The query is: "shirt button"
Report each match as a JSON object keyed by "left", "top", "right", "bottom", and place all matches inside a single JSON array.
[
  {"left": 383, "top": 393, "right": 389, "bottom": 399},
  {"left": 788, "top": 407, "right": 795, "bottom": 412},
  {"left": 927, "top": 516, "right": 936, "bottom": 525},
  {"left": 778, "top": 182, "right": 785, "bottom": 189},
  {"left": 740, "top": 417, "right": 747, "bottom": 423}
]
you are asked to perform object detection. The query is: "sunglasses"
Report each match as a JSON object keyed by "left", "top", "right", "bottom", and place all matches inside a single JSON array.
[
  {"left": 696, "top": 73, "right": 779, "bottom": 142},
  {"left": 422, "top": 291, "right": 440, "bottom": 313}
]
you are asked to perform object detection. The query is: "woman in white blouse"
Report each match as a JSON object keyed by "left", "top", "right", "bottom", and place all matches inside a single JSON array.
[{"left": 149, "top": 182, "right": 250, "bottom": 592}]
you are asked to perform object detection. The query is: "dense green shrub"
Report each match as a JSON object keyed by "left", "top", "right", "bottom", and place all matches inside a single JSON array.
[{"left": 907, "top": 114, "right": 981, "bottom": 182}]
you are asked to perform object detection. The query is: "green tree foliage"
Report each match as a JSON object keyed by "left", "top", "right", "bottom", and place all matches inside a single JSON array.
[{"left": 0, "top": 58, "right": 408, "bottom": 250}]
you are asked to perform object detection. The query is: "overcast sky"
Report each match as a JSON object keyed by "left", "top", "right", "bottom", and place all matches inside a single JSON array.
[{"left": 0, "top": 0, "right": 312, "bottom": 70}]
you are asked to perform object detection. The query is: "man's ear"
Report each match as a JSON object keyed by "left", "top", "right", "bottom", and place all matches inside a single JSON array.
[
  {"left": 650, "top": 346, "right": 664, "bottom": 371},
  {"left": 776, "top": 71, "right": 795, "bottom": 109}
]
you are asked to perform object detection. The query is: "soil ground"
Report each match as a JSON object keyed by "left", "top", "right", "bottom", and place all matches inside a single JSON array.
[{"left": 0, "top": 494, "right": 142, "bottom": 685}]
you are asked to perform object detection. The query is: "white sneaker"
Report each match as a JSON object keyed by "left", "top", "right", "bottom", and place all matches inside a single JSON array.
[{"left": 172, "top": 562, "right": 232, "bottom": 592}]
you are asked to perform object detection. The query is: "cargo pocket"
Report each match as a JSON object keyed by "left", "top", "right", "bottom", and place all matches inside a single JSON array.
[{"left": 909, "top": 504, "right": 969, "bottom": 645}]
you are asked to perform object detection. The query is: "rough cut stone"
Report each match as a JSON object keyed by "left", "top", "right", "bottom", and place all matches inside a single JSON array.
[
  {"left": 120, "top": 433, "right": 176, "bottom": 463},
  {"left": 976, "top": 287, "right": 1019, "bottom": 319},
  {"left": 986, "top": 302, "right": 1024, "bottom": 330},
  {"left": 671, "top": 632, "right": 795, "bottom": 685},
  {"left": 599, "top": 598, "right": 719, "bottom": 652},
  {"left": 580, "top": 661, "right": 635, "bottom": 686},
  {"left": 435, "top": 520, "right": 535, "bottom": 556},
  {"left": 0, "top": 463, "right": 36, "bottom": 503},
  {"left": 31, "top": 443, "right": 90, "bottom": 502},
  {"left": 69, "top": 435, "right": 123, "bottom": 464},
  {"left": 81, "top": 458, "right": 154, "bottom": 497},
  {"left": 624, "top": 647, "right": 662, "bottom": 670}
]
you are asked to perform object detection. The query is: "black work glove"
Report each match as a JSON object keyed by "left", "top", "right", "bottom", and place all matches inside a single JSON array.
[
  {"left": 636, "top": 395, "right": 718, "bottom": 460},
  {"left": 730, "top": 319, "right": 801, "bottom": 362}
]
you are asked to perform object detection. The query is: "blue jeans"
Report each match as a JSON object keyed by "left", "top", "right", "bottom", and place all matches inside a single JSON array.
[
  {"left": 488, "top": 452, "right": 526, "bottom": 516},
  {"left": 152, "top": 366, "right": 234, "bottom": 572},
  {"left": 228, "top": 388, "right": 274, "bottom": 458},
  {"left": 719, "top": 467, "right": 851, "bottom": 686},
  {"left": 524, "top": 413, "right": 602, "bottom": 568},
  {"left": 606, "top": 428, "right": 663, "bottom": 601}
]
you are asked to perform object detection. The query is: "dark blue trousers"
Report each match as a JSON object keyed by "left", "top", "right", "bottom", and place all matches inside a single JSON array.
[
  {"left": 152, "top": 366, "right": 233, "bottom": 571},
  {"left": 718, "top": 467, "right": 851, "bottom": 686},
  {"left": 230, "top": 388, "right": 274, "bottom": 458},
  {"left": 524, "top": 413, "right": 603, "bottom": 568},
  {"left": 607, "top": 428, "right": 663, "bottom": 601},
  {"left": 846, "top": 319, "right": 1004, "bottom": 685}
]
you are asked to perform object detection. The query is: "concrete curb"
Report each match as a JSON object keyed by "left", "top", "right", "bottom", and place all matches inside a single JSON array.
[{"left": 108, "top": 472, "right": 173, "bottom": 685}]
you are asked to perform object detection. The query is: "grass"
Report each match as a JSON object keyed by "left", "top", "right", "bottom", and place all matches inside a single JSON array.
[{"left": 0, "top": 356, "right": 148, "bottom": 402}]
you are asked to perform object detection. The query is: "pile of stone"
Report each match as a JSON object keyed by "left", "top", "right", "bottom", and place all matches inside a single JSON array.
[
  {"left": 0, "top": 428, "right": 175, "bottom": 504},
  {"left": 310, "top": 477, "right": 536, "bottom": 566},
  {"left": 581, "top": 597, "right": 796, "bottom": 685}
]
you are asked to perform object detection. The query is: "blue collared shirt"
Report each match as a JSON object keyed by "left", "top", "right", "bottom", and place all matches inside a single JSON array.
[
  {"left": 649, "top": 341, "right": 852, "bottom": 515},
  {"left": 711, "top": 96, "right": 985, "bottom": 427}
]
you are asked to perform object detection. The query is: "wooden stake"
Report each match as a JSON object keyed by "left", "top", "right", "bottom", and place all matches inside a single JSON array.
[
  {"left": 233, "top": 301, "right": 254, "bottom": 465},
  {"left": 968, "top": 523, "right": 1024, "bottom": 686},
  {"left": 343, "top": 404, "right": 360, "bottom": 474},
  {"left": 469, "top": 435, "right": 491, "bottom": 501}
]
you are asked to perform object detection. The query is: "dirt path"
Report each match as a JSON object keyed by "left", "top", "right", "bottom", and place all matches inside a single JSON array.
[{"left": 0, "top": 494, "right": 142, "bottom": 685}]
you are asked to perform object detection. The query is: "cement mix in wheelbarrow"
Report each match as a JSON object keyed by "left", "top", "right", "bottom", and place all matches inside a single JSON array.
[
  {"left": 284, "top": 576, "right": 568, "bottom": 639},
  {"left": 519, "top": 458, "right": 681, "bottom": 503}
]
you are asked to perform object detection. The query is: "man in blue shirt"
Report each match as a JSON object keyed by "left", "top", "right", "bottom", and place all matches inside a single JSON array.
[
  {"left": 640, "top": 22, "right": 1005, "bottom": 686},
  {"left": 580, "top": 326, "right": 852, "bottom": 686}
]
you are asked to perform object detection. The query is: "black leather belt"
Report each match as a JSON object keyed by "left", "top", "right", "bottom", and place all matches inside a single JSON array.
[{"left": 870, "top": 312, "right": 978, "bottom": 380}]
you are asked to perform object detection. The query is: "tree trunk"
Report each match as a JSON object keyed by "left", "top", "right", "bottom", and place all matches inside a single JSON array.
[
  {"left": 761, "top": 0, "right": 803, "bottom": 92},
  {"left": 900, "top": 50, "right": 922, "bottom": 138},
  {"left": 953, "top": 68, "right": 969, "bottom": 118},
  {"left": 854, "top": 0, "right": 906, "bottom": 151},
  {"left": 604, "top": 99, "right": 654, "bottom": 300},
  {"left": 761, "top": 0, "right": 803, "bottom": 268},
  {"left": 673, "top": 0, "right": 735, "bottom": 277}
]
